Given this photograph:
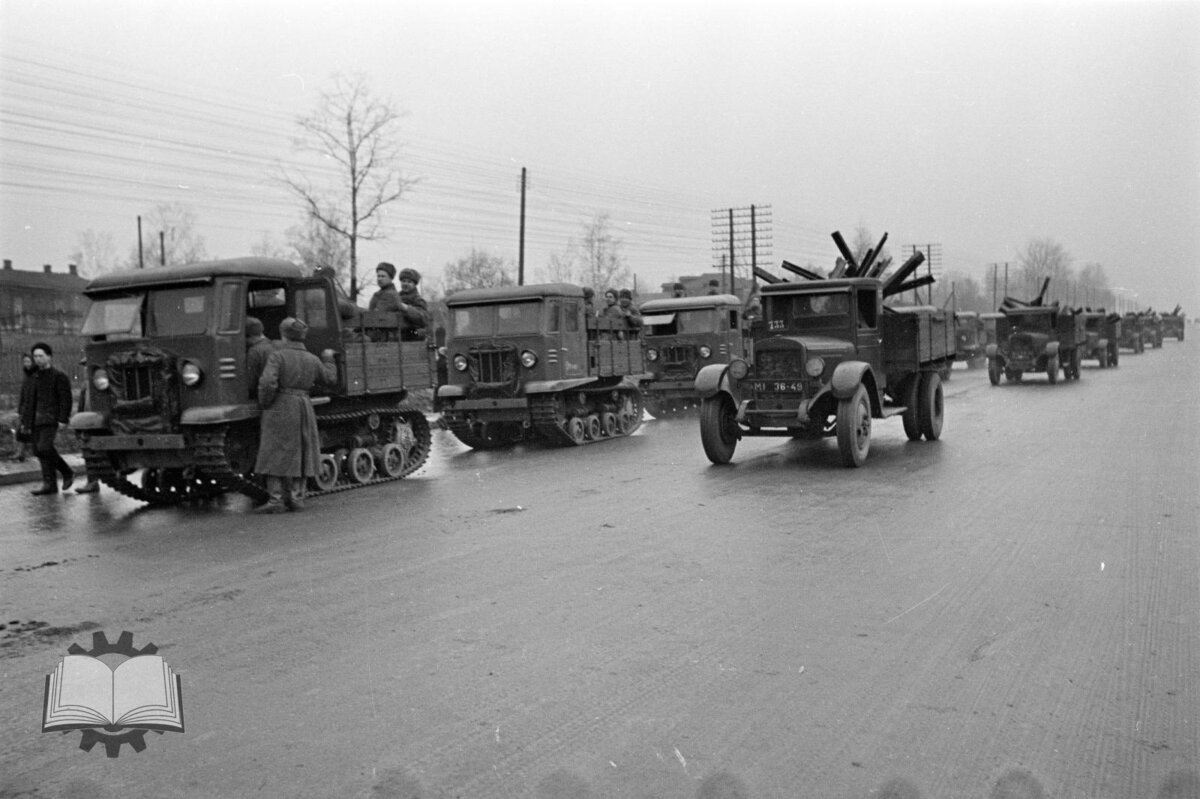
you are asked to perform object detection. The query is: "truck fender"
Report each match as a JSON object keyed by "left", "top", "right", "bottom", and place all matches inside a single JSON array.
[
  {"left": 1046, "top": 341, "right": 1060, "bottom": 357},
  {"left": 984, "top": 343, "right": 998, "bottom": 358},
  {"left": 694, "top": 363, "right": 732, "bottom": 399},
  {"left": 831, "top": 361, "right": 870, "bottom": 400}
]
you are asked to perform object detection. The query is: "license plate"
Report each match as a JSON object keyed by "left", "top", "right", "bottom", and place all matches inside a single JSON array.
[{"left": 748, "top": 379, "right": 805, "bottom": 393}]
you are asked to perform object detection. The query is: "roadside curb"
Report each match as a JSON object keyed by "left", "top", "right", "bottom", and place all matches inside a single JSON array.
[{"left": 0, "top": 455, "right": 87, "bottom": 487}]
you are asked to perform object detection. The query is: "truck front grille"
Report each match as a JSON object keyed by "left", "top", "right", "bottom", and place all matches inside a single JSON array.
[{"left": 756, "top": 350, "right": 801, "bottom": 379}]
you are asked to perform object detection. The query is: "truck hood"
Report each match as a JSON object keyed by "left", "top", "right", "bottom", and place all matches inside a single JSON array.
[{"left": 757, "top": 335, "right": 855, "bottom": 359}]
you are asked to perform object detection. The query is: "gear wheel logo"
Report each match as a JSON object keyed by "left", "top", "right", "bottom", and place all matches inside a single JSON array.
[{"left": 42, "top": 630, "right": 185, "bottom": 758}]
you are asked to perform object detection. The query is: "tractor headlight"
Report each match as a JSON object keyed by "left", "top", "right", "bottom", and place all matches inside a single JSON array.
[
  {"left": 804, "top": 357, "right": 825, "bottom": 377},
  {"left": 520, "top": 350, "right": 538, "bottom": 369},
  {"left": 92, "top": 368, "right": 110, "bottom": 391},
  {"left": 699, "top": 345, "right": 712, "bottom": 359},
  {"left": 453, "top": 354, "right": 469, "bottom": 372},
  {"left": 728, "top": 359, "right": 749, "bottom": 380},
  {"left": 181, "top": 361, "right": 204, "bottom": 387},
  {"left": 646, "top": 348, "right": 658, "bottom": 362}
]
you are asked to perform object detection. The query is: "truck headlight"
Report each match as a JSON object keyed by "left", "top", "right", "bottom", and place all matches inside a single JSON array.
[
  {"left": 520, "top": 350, "right": 538, "bottom": 368},
  {"left": 453, "top": 354, "right": 469, "bottom": 372},
  {"left": 805, "top": 357, "right": 825, "bottom": 377},
  {"left": 92, "top": 368, "right": 110, "bottom": 391},
  {"left": 181, "top": 361, "right": 204, "bottom": 387}
]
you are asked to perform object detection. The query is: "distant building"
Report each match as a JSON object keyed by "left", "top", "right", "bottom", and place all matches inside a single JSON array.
[{"left": 0, "top": 260, "right": 91, "bottom": 406}]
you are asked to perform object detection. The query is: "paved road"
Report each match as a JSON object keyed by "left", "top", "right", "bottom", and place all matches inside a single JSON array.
[{"left": 1, "top": 341, "right": 1197, "bottom": 799}]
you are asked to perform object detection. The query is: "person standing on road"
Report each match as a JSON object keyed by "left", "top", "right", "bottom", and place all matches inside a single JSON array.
[
  {"left": 24, "top": 343, "right": 74, "bottom": 496},
  {"left": 10, "top": 354, "right": 36, "bottom": 462},
  {"left": 245, "top": 316, "right": 275, "bottom": 399},
  {"left": 252, "top": 318, "right": 337, "bottom": 514},
  {"left": 73, "top": 352, "right": 101, "bottom": 494}
]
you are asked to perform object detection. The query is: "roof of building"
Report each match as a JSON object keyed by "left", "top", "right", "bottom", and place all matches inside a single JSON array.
[{"left": 0, "top": 265, "right": 89, "bottom": 292}]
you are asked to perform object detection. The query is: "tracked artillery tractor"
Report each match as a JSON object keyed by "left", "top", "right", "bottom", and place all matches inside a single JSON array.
[
  {"left": 986, "top": 280, "right": 1084, "bottom": 385},
  {"left": 638, "top": 293, "right": 747, "bottom": 415},
  {"left": 696, "top": 230, "right": 954, "bottom": 468},
  {"left": 1118, "top": 312, "right": 1147, "bottom": 354},
  {"left": 437, "top": 283, "right": 646, "bottom": 448},
  {"left": 70, "top": 257, "right": 436, "bottom": 505}
]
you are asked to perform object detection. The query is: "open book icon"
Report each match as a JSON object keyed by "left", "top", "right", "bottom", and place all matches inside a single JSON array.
[{"left": 42, "top": 654, "right": 184, "bottom": 733}]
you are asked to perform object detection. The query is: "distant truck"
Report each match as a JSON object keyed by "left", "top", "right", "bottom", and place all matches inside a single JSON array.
[
  {"left": 638, "top": 293, "right": 747, "bottom": 414},
  {"left": 1118, "top": 312, "right": 1146, "bottom": 354},
  {"left": 70, "top": 258, "right": 436, "bottom": 505},
  {"left": 986, "top": 280, "right": 1084, "bottom": 384},
  {"left": 436, "top": 283, "right": 646, "bottom": 448},
  {"left": 696, "top": 231, "right": 954, "bottom": 468},
  {"left": 1160, "top": 306, "right": 1186, "bottom": 341},
  {"left": 954, "top": 311, "right": 986, "bottom": 369},
  {"left": 1079, "top": 310, "right": 1121, "bottom": 368}
]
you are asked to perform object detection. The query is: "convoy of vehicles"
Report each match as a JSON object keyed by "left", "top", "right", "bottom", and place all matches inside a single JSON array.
[
  {"left": 637, "top": 293, "right": 746, "bottom": 415},
  {"left": 985, "top": 281, "right": 1084, "bottom": 385},
  {"left": 44, "top": 242, "right": 1182, "bottom": 502},
  {"left": 69, "top": 258, "right": 436, "bottom": 505},
  {"left": 694, "top": 232, "right": 954, "bottom": 468},
  {"left": 436, "top": 283, "right": 645, "bottom": 448}
]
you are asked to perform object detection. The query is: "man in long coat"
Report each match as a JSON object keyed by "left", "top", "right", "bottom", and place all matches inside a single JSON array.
[{"left": 253, "top": 318, "right": 337, "bottom": 513}]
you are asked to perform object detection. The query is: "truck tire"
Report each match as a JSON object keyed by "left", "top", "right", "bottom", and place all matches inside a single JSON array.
[
  {"left": 902, "top": 376, "right": 921, "bottom": 440},
  {"left": 988, "top": 358, "right": 1001, "bottom": 386},
  {"left": 700, "top": 394, "right": 739, "bottom": 465},
  {"left": 1047, "top": 355, "right": 1059, "bottom": 385},
  {"left": 1070, "top": 348, "right": 1082, "bottom": 380},
  {"left": 918, "top": 372, "right": 944, "bottom": 441},
  {"left": 836, "top": 384, "right": 871, "bottom": 468}
]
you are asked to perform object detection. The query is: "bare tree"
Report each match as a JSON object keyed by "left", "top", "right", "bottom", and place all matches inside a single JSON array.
[
  {"left": 70, "top": 229, "right": 121, "bottom": 277},
  {"left": 250, "top": 231, "right": 291, "bottom": 260},
  {"left": 286, "top": 217, "right": 351, "bottom": 290},
  {"left": 279, "top": 73, "right": 416, "bottom": 300},
  {"left": 443, "top": 248, "right": 515, "bottom": 293},
  {"left": 1016, "top": 237, "right": 1073, "bottom": 301},
  {"left": 126, "top": 203, "right": 208, "bottom": 268},
  {"left": 1076, "top": 262, "right": 1115, "bottom": 309},
  {"left": 542, "top": 213, "right": 630, "bottom": 291}
]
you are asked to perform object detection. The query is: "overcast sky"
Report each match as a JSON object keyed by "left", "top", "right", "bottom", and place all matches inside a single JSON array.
[{"left": 1, "top": 0, "right": 1197, "bottom": 311}]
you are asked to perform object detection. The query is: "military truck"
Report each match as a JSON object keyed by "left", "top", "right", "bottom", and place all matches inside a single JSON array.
[
  {"left": 954, "top": 311, "right": 986, "bottom": 369},
  {"left": 981, "top": 312, "right": 1003, "bottom": 348},
  {"left": 638, "top": 293, "right": 746, "bottom": 414},
  {"left": 1142, "top": 311, "right": 1163, "bottom": 349},
  {"left": 70, "top": 257, "right": 436, "bottom": 505},
  {"left": 1118, "top": 312, "right": 1146, "bottom": 354},
  {"left": 1079, "top": 310, "right": 1121, "bottom": 368},
  {"left": 1160, "top": 306, "right": 1186, "bottom": 341},
  {"left": 437, "top": 283, "right": 645, "bottom": 448},
  {"left": 985, "top": 280, "right": 1084, "bottom": 385},
  {"left": 696, "top": 231, "right": 954, "bottom": 468}
]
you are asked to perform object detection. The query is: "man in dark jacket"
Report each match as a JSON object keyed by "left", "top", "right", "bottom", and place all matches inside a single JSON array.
[
  {"left": 245, "top": 316, "right": 275, "bottom": 399},
  {"left": 10, "top": 354, "right": 36, "bottom": 462},
  {"left": 25, "top": 343, "right": 74, "bottom": 495},
  {"left": 252, "top": 318, "right": 337, "bottom": 513},
  {"left": 396, "top": 268, "right": 429, "bottom": 341}
]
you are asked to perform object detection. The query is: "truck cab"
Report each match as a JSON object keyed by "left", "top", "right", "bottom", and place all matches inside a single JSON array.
[{"left": 638, "top": 293, "right": 745, "bottom": 414}]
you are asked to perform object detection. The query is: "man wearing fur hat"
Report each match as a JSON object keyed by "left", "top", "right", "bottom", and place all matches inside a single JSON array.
[
  {"left": 396, "top": 267, "right": 429, "bottom": 340},
  {"left": 253, "top": 318, "right": 337, "bottom": 513},
  {"left": 369, "top": 262, "right": 402, "bottom": 313}
]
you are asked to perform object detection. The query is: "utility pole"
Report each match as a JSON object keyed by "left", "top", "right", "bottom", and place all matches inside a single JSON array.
[
  {"left": 518, "top": 167, "right": 527, "bottom": 286},
  {"left": 712, "top": 205, "right": 772, "bottom": 297},
  {"left": 905, "top": 243, "right": 942, "bottom": 304},
  {"left": 159, "top": 231, "right": 166, "bottom": 267},
  {"left": 137, "top": 216, "right": 144, "bottom": 269}
]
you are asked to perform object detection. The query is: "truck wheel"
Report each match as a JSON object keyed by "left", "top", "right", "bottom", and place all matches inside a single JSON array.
[
  {"left": 988, "top": 358, "right": 1001, "bottom": 386},
  {"left": 700, "top": 394, "right": 739, "bottom": 465},
  {"left": 918, "top": 372, "right": 944, "bottom": 441},
  {"left": 836, "top": 384, "right": 871, "bottom": 468},
  {"left": 901, "top": 376, "right": 921, "bottom": 440}
]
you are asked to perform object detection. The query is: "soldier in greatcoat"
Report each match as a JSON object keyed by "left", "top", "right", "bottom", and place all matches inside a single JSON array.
[
  {"left": 252, "top": 318, "right": 337, "bottom": 513},
  {"left": 244, "top": 316, "right": 276, "bottom": 399}
]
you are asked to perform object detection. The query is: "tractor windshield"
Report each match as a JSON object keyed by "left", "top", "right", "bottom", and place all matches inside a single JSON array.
[{"left": 453, "top": 300, "right": 543, "bottom": 337}]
